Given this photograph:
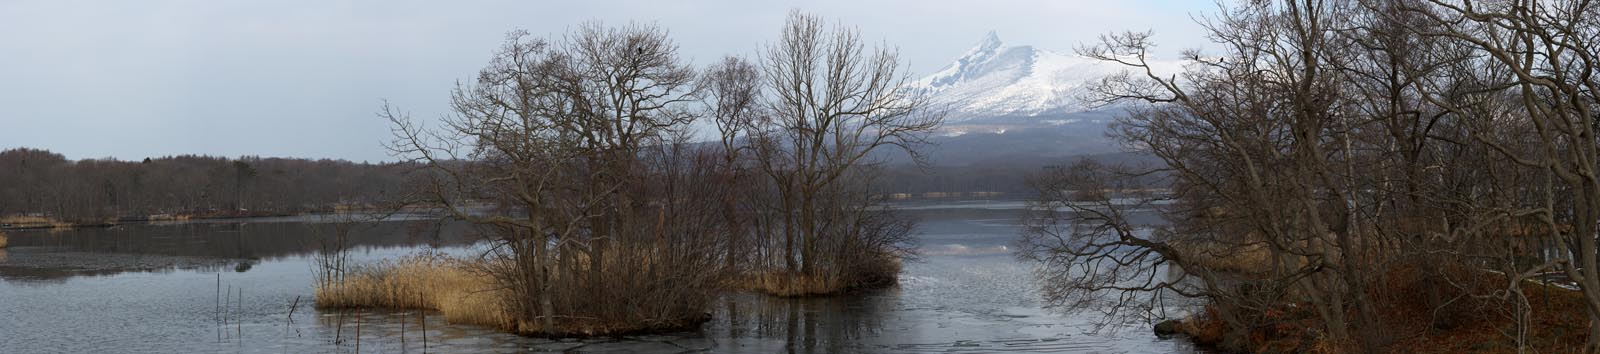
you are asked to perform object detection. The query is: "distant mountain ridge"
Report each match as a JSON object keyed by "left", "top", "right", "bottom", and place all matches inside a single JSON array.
[{"left": 911, "top": 31, "right": 1181, "bottom": 121}]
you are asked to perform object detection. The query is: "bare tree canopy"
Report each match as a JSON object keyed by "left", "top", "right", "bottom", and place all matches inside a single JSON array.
[
  {"left": 739, "top": 10, "right": 942, "bottom": 295},
  {"left": 371, "top": 11, "right": 941, "bottom": 336},
  {"left": 1019, "top": 0, "right": 1600, "bottom": 353},
  {"left": 383, "top": 22, "right": 727, "bottom": 336}
]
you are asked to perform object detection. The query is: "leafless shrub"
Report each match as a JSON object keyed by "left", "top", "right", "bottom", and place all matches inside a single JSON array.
[
  {"left": 381, "top": 22, "right": 730, "bottom": 336},
  {"left": 1022, "top": 1, "right": 1600, "bottom": 352}
]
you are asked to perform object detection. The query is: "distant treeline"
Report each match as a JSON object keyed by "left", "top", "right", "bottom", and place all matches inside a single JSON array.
[
  {"left": 0, "top": 146, "right": 1068, "bottom": 223},
  {"left": 0, "top": 148, "right": 412, "bottom": 222}
]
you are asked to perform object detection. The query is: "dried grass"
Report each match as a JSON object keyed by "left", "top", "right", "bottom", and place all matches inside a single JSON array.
[
  {"left": 0, "top": 231, "right": 8, "bottom": 248},
  {"left": 314, "top": 254, "right": 513, "bottom": 330},
  {"left": 737, "top": 272, "right": 841, "bottom": 297},
  {"left": 0, "top": 216, "right": 71, "bottom": 229},
  {"left": 736, "top": 254, "right": 902, "bottom": 297},
  {"left": 317, "top": 245, "right": 730, "bottom": 337}
]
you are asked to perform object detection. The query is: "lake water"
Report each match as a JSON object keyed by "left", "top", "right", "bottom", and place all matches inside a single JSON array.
[{"left": 0, "top": 200, "right": 1200, "bottom": 353}]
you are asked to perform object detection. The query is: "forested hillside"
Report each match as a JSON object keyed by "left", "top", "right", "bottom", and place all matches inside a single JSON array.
[{"left": 0, "top": 148, "right": 411, "bottom": 223}]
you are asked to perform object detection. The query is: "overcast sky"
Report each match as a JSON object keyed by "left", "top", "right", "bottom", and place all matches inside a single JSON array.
[{"left": 0, "top": 0, "right": 1218, "bottom": 162}]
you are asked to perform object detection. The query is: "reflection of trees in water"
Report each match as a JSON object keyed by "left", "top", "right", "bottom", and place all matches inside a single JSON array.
[
  {"left": 717, "top": 290, "right": 897, "bottom": 353},
  {"left": 5, "top": 220, "right": 474, "bottom": 259},
  {"left": 0, "top": 253, "right": 220, "bottom": 284},
  {"left": 0, "top": 220, "right": 476, "bottom": 282}
]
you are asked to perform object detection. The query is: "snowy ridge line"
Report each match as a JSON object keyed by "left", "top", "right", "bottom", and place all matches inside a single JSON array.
[{"left": 910, "top": 31, "right": 1183, "bottom": 121}]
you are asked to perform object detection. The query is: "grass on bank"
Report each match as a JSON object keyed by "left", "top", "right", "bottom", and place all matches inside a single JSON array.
[
  {"left": 313, "top": 253, "right": 716, "bottom": 337},
  {"left": 0, "top": 215, "right": 73, "bottom": 229},
  {"left": 735, "top": 254, "right": 903, "bottom": 297},
  {"left": 737, "top": 272, "right": 841, "bottom": 297},
  {"left": 317, "top": 250, "right": 907, "bottom": 337},
  {"left": 314, "top": 254, "right": 512, "bottom": 330}
]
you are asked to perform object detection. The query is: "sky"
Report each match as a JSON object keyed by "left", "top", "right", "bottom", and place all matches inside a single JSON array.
[{"left": 0, "top": 0, "right": 1218, "bottom": 162}]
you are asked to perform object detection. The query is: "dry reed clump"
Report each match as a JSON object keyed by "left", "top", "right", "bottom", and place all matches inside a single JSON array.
[
  {"left": 738, "top": 254, "right": 903, "bottom": 297},
  {"left": 0, "top": 216, "right": 72, "bottom": 229},
  {"left": 0, "top": 231, "right": 8, "bottom": 248},
  {"left": 314, "top": 254, "right": 512, "bottom": 330},
  {"left": 738, "top": 272, "right": 840, "bottom": 297}
]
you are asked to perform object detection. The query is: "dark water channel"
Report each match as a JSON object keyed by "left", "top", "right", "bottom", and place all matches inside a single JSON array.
[{"left": 0, "top": 201, "right": 1199, "bottom": 353}]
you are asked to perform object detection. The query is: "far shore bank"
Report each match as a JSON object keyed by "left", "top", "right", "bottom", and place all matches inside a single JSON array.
[
  {"left": 0, "top": 208, "right": 441, "bottom": 231},
  {"left": 0, "top": 194, "right": 1024, "bottom": 232}
]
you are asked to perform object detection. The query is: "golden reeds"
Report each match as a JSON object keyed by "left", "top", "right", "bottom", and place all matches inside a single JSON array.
[
  {"left": 314, "top": 255, "right": 512, "bottom": 330},
  {"left": 737, "top": 272, "right": 841, "bottom": 297},
  {"left": 0, "top": 216, "right": 72, "bottom": 229},
  {"left": 0, "top": 231, "right": 8, "bottom": 249},
  {"left": 736, "top": 254, "right": 902, "bottom": 296}
]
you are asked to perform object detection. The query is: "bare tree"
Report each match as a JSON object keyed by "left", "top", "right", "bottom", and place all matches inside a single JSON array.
[
  {"left": 1023, "top": 0, "right": 1600, "bottom": 352},
  {"left": 383, "top": 22, "right": 724, "bottom": 336},
  {"left": 744, "top": 10, "right": 941, "bottom": 294},
  {"left": 702, "top": 56, "right": 763, "bottom": 273},
  {"left": 1399, "top": 0, "right": 1600, "bottom": 350}
]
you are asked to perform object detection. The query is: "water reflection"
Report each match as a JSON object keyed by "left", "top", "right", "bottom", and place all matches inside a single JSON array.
[
  {"left": 0, "top": 203, "right": 1201, "bottom": 353},
  {"left": 0, "top": 218, "right": 475, "bottom": 282},
  {"left": 709, "top": 291, "right": 896, "bottom": 353}
]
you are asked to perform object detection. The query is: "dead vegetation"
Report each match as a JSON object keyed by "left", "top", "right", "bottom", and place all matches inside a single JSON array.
[
  {"left": 1178, "top": 265, "right": 1588, "bottom": 354},
  {"left": 736, "top": 254, "right": 903, "bottom": 297},
  {"left": 314, "top": 254, "right": 511, "bottom": 330},
  {"left": 1015, "top": 0, "right": 1600, "bottom": 352},
  {"left": 0, "top": 215, "right": 72, "bottom": 229}
]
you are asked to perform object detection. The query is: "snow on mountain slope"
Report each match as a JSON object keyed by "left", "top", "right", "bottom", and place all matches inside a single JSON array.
[{"left": 911, "top": 31, "right": 1182, "bottom": 121}]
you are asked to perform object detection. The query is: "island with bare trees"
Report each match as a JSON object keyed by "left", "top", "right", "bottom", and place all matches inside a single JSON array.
[{"left": 313, "top": 10, "right": 942, "bottom": 337}]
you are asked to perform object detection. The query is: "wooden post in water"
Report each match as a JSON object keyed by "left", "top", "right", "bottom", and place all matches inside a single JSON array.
[
  {"left": 335, "top": 309, "right": 343, "bottom": 345},
  {"left": 224, "top": 285, "right": 232, "bottom": 341},
  {"left": 284, "top": 295, "right": 299, "bottom": 354},
  {"left": 354, "top": 310, "right": 361, "bottom": 354},
  {"left": 419, "top": 291, "right": 426, "bottom": 354},
  {"left": 215, "top": 275, "right": 221, "bottom": 320},
  {"left": 237, "top": 287, "right": 243, "bottom": 339},
  {"left": 216, "top": 274, "right": 221, "bottom": 342},
  {"left": 285, "top": 296, "right": 299, "bottom": 326}
]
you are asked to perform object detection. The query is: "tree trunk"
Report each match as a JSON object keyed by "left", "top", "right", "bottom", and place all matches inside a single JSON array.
[{"left": 800, "top": 190, "right": 816, "bottom": 277}]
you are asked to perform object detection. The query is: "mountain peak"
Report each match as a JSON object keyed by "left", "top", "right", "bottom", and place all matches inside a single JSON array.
[
  {"left": 912, "top": 32, "right": 1184, "bottom": 121},
  {"left": 959, "top": 31, "right": 1006, "bottom": 65},
  {"left": 921, "top": 31, "right": 1020, "bottom": 90},
  {"left": 976, "top": 31, "right": 1002, "bottom": 52}
]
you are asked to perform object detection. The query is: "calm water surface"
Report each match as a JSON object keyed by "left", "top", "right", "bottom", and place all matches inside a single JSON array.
[{"left": 0, "top": 201, "right": 1199, "bottom": 353}]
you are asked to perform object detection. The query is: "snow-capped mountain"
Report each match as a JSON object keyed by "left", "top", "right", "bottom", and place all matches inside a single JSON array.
[
  {"left": 887, "top": 32, "right": 1184, "bottom": 165},
  {"left": 911, "top": 31, "right": 1179, "bottom": 121}
]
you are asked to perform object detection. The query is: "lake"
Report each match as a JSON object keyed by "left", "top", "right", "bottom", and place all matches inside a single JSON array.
[{"left": 0, "top": 200, "right": 1200, "bottom": 353}]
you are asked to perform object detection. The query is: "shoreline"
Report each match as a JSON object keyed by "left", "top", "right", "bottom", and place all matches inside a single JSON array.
[{"left": 0, "top": 210, "right": 394, "bottom": 231}]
